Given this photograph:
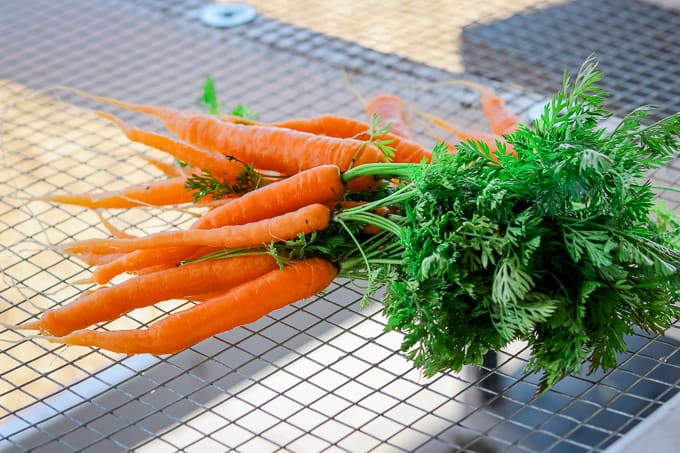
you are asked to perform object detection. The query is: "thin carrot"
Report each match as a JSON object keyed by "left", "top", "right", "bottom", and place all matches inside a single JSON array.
[
  {"left": 193, "top": 164, "right": 345, "bottom": 229},
  {"left": 273, "top": 114, "right": 430, "bottom": 163},
  {"left": 39, "top": 174, "right": 222, "bottom": 209},
  {"left": 366, "top": 94, "right": 416, "bottom": 140},
  {"left": 423, "top": 112, "right": 516, "bottom": 158},
  {"left": 69, "top": 251, "right": 127, "bottom": 267},
  {"left": 62, "top": 203, "right": 332, "bottom": 254},
  {"left": 95, "top": 212, "right": 136, "bottom": 239},
  {"left": 47, "top": 257, "right": 337, "bottom": 354},
  {"left": 450, "top": 80, "right": 520, "bottom": 135},
  {"left": 88, "top": 164, "right": 346, "bottom": 284},
  {"left": 134, "top": 153, "right": 186, "bottom": 177},
  {"left": 273, "top": 114, "right": 369, "bottom": 138},
  {"left": 98, "top": 111, "right": 249, "bottom": 179},
  {"left": 19, "top": 254, "right": 279, "bottom": 336}
]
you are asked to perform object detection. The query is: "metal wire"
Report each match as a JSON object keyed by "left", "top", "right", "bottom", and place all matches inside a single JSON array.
[{"left": 1, "top": 0, "right": 679, "bottom": 452}]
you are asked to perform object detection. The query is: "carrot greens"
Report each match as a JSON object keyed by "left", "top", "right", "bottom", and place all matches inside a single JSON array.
[
  {"left": 185, "top": 164, "right": 265, "bottom": 202},
  {"left": 279, "top": 58, "right": 680, "bottom": 392}
]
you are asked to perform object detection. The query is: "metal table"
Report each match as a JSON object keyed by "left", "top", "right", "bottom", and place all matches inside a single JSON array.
[{"left": 1, "top": 1, "right": 679, "bottom": 451}]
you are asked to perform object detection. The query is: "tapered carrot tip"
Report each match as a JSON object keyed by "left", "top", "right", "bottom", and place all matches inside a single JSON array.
[{"left": 15, "top": 319, "right": 41, "bottom": 331}]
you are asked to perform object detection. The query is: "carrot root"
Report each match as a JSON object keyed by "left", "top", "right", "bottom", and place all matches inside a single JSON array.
[{"left": 48, "top": 257, "right": 337, "bottom": 354}]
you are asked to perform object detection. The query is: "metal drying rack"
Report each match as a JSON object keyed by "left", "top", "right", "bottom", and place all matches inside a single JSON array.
[{"left": 1, "top": 0, "right": 679, "bottom": 451}]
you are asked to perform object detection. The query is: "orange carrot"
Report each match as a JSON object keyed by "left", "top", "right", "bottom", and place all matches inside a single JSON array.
[
  {"left": 89, "top": 165, "right": 346, "bottom": 284},
  {"left": 451, "top": 80, "right": 519, "bottom": 135},
  {"left": 135, "top": 153, "right": 187, "bottom": 177},
  {"left": 40, "top": 174, "right": 220, "bottom": 209},
  {"left": 192, "top": 164, "right": 344, "bottom": 229},
  {"left": 273, "top": 114, "right": 430, "bottom": 163},
  {"left": 366, "top": 94, "right": 416, "bottom": 140},
  {"left": 62, "top": 203, "right": 332, "bottom": 254},
  {"left": 48, "top": 257, "right": 337, "bottom": 354},
  {"left": 20, "top": 254, "right": 279, "bottom": 336},
  {"left": 98, "top": 111, "right": 249, "bottom": 179},
  {"left": 423, "top": 112, "right": 516, "bottom": 158},
  {"left": 69, "top": 251, "right": 127, "bottom": 267},
  {"left": 95, "top": 212, "right": 136, "bottom": 239},
  {"left": 71, "top": 93, "right": 384, "bottom": 184}
]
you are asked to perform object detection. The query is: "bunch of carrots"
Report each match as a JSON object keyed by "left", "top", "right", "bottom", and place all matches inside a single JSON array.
[
  {"left": 13, "top": 61, "right": 679, "bottom": 392},
  {"left": 16, "top": 78, "right": 511, "bottom": 355}
]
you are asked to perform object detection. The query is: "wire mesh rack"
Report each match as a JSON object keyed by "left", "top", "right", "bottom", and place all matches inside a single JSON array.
[{"left": 1, "top": 0, "right": 679, "bottom": 452}]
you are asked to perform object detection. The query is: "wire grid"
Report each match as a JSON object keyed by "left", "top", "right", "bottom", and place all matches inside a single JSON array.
[{"left": 1, "top": 0, "right": 679, "bottom": 452}]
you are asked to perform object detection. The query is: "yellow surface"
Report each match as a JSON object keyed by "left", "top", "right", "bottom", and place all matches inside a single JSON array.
[{"left": 241, "top": 0, "right": 568, "bottom": 72}]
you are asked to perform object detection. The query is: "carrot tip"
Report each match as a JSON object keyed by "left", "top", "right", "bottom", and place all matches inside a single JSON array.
[{"left": 14, "top": 319, "right": 41, "bottom": 331}]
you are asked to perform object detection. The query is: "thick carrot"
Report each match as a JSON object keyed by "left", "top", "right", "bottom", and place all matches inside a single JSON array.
[
  {"left": 40, "top": 174, "right": 216, "bottom": 209},
  {"left": 451, "top": 80, "right": 519, "bottom": 135},
  {"left": 98, "top": 111, "right": 249, "bottom": 178},
  {"left": 48, "top": 257, "right": 337, "bottom": 354},
  {"left": 70, "top": 92, "right": 384, "bottom": 183},
  {"left": 20, "top": 254, "right": 279, "bottom": 336},
  {"left": 366, "top": 94, "right": 416, "bottom": 140},
  {"left": 62, "top": 203, "right": 332, "bottom": 254},
  {"left": 89, "top": 165, "right": 346, "bottom": 284}
]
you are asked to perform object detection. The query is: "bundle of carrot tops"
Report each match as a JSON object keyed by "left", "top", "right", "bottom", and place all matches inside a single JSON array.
[{"left": 17, "top": 57, "right": 680, "bottom": 391}]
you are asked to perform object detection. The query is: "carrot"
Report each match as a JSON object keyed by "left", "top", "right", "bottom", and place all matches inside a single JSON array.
[
  {"left": 451, "top": 80, "right": 520, "bottom": 135},
  {"left": 95, "top": 212, "right": 136, "bottom": 239},
  {"left": 273, "top": 114, "right": 369, "bottom": 138},
  {"left": 88, "top": 164, "right": 346, "bottom": 284},
  {"left": 193, "top": 164, "right": 344, "bottom": 229},
  {"left": 68, "top": 91, "right": 384, "bottom": 186},
  {"left": 273, "top": 114, "right": 430, "bottom": 163},
  {"left": 366, "top": 94, "right": 416, "bottom": 140},
  {"left": 423, "top": 112, "right": 516, "bottom": 158},
  {"left": 90, "top": 247, "right": 197, "bottom": 284},
  {"left": 62, "top": 203, "right": 332, "bottom": 254},
  {"left": 134, "top": 153, "right": 187, "bottom": 177},
  {"left": 70, "top": 251, "right": 127, "bottom": 267},
  {"left": 48, "top": 257, "right": 337, "bottom": 354},
  {"left": 98, "top": 111, "right": 249, "bottom": 178},
  {"left": 39, "top": 174, "right": 221, "bottom": 209},
  {"left": 19, "top": 254, "right": 279, "bottom": 336}
]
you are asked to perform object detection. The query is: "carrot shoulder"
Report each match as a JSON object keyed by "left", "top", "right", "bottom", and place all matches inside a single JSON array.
[
  {"left": 20, "top": 254, "right": 279, "bottom": 336},
  {"left": 49, "top": 257, "right": 338, "bottom": 354}
]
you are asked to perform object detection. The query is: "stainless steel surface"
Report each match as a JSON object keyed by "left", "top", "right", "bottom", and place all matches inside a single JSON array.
[{"left": 1, "top": 1, "right": 679, "bottom": 451}]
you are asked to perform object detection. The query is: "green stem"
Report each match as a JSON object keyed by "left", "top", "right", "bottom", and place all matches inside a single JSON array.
[
  {"left": 652, "top": 185, "right": 680, "bottom": 194},
  {"left": 336, "top": 212, "right": 402, "bottom": 236},
  {"left": 339, "top": 183, "right": 415, "bottom": 217},
  {"left": 342, "top": 162, "right": 422, "bottom": 182}
]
